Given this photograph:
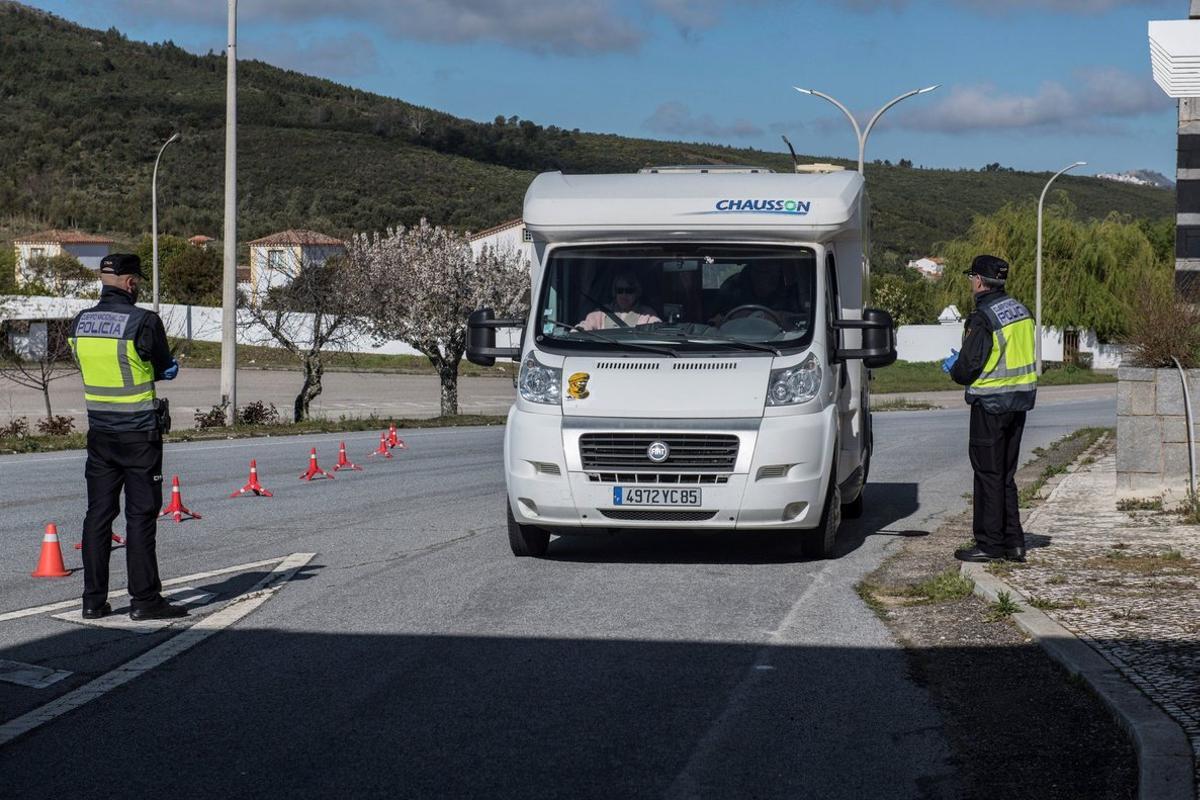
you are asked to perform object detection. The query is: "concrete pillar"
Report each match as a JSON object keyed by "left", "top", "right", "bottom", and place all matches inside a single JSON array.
[{"left": 1176, "top": 1, "right": 1200, "bottom": 297}]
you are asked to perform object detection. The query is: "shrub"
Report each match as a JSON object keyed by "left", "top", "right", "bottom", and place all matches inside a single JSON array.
[
  {"left": 0, "top": 417, "right": 30, "bottom": 438},
  {"left": 238, "top": 401, "right": 280, "bottom": 426},
  {"left": 35, "top": 415, "right": 75, "bottom": 436},
  {"left": 194, "top": 403, "right": 228, "bottom": 429},
  {"left": 1122, "top": 286, "right": 1200, "bottom": 368}
]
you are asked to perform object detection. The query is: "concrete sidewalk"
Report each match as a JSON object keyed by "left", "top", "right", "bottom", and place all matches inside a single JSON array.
[
  {"left": 999, "top": 448, "right": 1200, "bottom": 796},
  {"left": 0, "top": 368, "right": 517, "bottom": 426},
  {"left": 884, "top": 382, "right": 1115, "bottom": 409}
]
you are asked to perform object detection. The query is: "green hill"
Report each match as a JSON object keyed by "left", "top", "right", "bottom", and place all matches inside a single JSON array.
[{"left": 0, "top": 1, "right": 1175, "bottom": 260}]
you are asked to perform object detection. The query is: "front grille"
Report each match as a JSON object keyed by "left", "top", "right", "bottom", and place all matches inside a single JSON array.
[
  {"left": 599, "top": 509, "right": 718, "bottom": 522},
  {"left": 579, "top": 433, "right": 739, "bottom": 471},
  {"left": 587, "top": 472, "right": 729, "bottom": 484}
]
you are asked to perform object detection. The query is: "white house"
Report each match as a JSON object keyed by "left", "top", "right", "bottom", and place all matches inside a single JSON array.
[
  {"left": 12, "top": 229, "right": 113, "bottom": 284},
  {"left": 246, "top": 229, "right": 346, "bottom": 296},
  {"left": 938, "top": 304, "right": 963, "bottom": 325},
  {"left": 906, "top": 256, "right": 945, "bottom": 279},
  {"left": 469, "top": 218, "right": 531, "bottom": 262}
]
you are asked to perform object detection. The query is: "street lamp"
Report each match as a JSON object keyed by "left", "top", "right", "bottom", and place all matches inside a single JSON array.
[
  {"left": 151, "top": 132, "right": 181, "bottom": 313},
  {"left": 792, "top": 85, "right": 940, "bottom": 173},
  {"left": 220, "top": 0, "right": 238, "bottom": 426},
  {"left": 1036, "top": 161, "right": 1086, "bottom": 376}
]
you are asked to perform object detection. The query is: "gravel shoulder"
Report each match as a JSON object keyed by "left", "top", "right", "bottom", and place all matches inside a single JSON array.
[{"left": 858, "top": 428, "right": 1138, "bottom": 800}]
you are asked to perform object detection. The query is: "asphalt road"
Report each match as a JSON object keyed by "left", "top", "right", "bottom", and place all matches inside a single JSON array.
[{"left": 0, "top": 394, "right": 1114, "bottom": 799}]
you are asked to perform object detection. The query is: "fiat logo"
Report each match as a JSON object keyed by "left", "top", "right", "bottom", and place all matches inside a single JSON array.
[{"left": 646, "top": 441, "right": 670, "bottom": 463}]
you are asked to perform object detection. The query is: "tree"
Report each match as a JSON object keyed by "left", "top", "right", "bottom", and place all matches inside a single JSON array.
[
  {"left": 0, "top": 246, "right": 16, "bottom": 294},
  {"left": 162, "top": 244, "right": 221, "bottom": 305},
  {"left": 350, "top": 220, "right": 529, "bottom": 416},
  {"left": 20, "top": 253, "right": 94, "bottom": 296},
  {"left": 240, "top": 249, "right": 362, "bottom": 422},
  {"left": 0, "top": 318, "right": 78, "bottom": 420},
  {"left": 870, "top": 273, "right": 939, "bottom": 326}
]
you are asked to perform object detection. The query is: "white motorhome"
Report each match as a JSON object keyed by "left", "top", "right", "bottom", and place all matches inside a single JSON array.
[{"left": 468, "top": 166, "right": 896, "bottom": 558}]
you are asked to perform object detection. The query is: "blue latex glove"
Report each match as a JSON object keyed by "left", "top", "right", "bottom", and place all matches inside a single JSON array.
[
  {"left": 940, "top": 349, "right": 959, "bottom": 374},
  {"left": 162, "top": 358, "right": 179, "bottom": 381}
]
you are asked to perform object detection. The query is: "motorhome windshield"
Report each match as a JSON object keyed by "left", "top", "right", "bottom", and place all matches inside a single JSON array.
[{"left": 536, "top": 244, "right": 817, "bottom": 353}]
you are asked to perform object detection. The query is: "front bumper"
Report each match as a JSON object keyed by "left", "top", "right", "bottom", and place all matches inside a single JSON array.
[{"left": 504, "top": 406, "right": 836, "bottom": 531}]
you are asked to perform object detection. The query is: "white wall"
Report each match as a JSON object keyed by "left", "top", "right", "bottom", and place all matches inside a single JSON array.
[
  {"left": 64, "top": 243, "right": 111, "bottom": 270},
  {"left": 896, "top": 323, "right": 1122, "bottom": 367}
]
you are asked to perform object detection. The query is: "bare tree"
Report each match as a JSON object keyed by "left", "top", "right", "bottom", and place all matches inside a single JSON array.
[
  {"left": 0, "top": 318, "right": 78, "bottom": 421},
  {"left": 239, "top": 244, "right": 362, "bottom": 422},
  {"left": 350, "top": 220, "right": 529, "bottom": 417}
]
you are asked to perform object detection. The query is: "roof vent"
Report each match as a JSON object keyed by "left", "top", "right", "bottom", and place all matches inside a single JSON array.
[
  {"left": 638, "top": 165, "right": 774, "bottom": 175},
  {"left": 794, "top": 163, "right": 846, "bottom": 174}
]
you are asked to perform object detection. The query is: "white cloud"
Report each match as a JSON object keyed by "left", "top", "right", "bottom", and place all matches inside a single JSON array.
[
  {"left": 113, "top": 0, "right": 643, "bottom": 56},
  {"left": 892, "top": 67, "right": 1174, "bottom": 134},
  {"left": 644, "top": 101, "right": 764, "bottom": 138}
]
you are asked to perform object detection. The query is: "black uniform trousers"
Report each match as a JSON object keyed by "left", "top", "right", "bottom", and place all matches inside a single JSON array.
[
  {"left": 969, "top": 404, "right": 1027, "bottom": 553},
  {"left": 82, "top": 429, "right": 165, "bottom": 609}
]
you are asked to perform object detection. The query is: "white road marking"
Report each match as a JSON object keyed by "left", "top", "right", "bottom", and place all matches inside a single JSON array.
[
  {"left": 0, "top": 552, "right": 314, "bottom": 747},
  {"left": 0, "top": 660, "right": 72, "bottom": 690},
  {"left": 50, "top": 588, "right": 216, "bottom": 634},
  {"left": 0, "top": 556, "right": 282, "bottom": 623},
  {"left": 663, "top": 563, "right": 834, "bottom": 800}
]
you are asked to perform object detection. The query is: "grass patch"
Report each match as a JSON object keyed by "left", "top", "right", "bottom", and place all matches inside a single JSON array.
[
  {"left": 170, "top": 338, "right": 518, "bottom": 378},
  {"left": 873, "top": 398, "right": 940, "bottom": 412},
  {"left": 1027, "top": 595, "right": 1070, "bottom": 610},
  {"left": 899, "top": 569, "right": 976, "bottom": 603},
  {"left": 1047, "top": 574, "right": 1069, "bottom": 585},
  {"left": 1018, "top": 427, "right": 1109, "bottom": 508},
  {"left": 985, "top": 590, "right": 1022, "bottom": 622},
  {"left": 1116, "top": 497, "right": 1163, "bottom": 512},
  {"left": 0, "top": 414, "right": 508, "bottom": 455},
  {"left": 1084, "top": 551, "right": 1198, "bottom": 575},
  {"left": 871, "top": 360, "right": 1116, "bottom": 395}
]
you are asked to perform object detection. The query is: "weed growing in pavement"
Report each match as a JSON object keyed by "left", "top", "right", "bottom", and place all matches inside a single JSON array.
[
  {"left": 1179, "top": 492, "right": 1200, "bottom": 525},
  {"left": 1161, "top": 549, "right": 1184, "bottom": 561},
  {"left": 1110, "top": 607, "right": 1149, "bottom": 621},
  {"left": 854, "top": 581, "right": 887, "bottom": 618},
  {"left": 1080, "top": 456, "right": 1096, "bottom": 466},
  {"left": 1027, "top": 595, "right": 1069, "bottom": 611},
  {"left": 873, "top": 398, "right": 939, "bottom": 412},
  {"left": 1071, "top": 597, "right": 1089, "bottom": 609},
  {"left": 1106, "top": 549, "right": 1129, "bottom": 560},
  {"left": 901, "top": 570, "right": 975, "bottom": 603},
  {"left": 1047, "top": 574, "right": 1069, "bottom": 585},
  {"left": 985, "top": 591, "right": 1021, "bottom": 622},
  {"left": 1116, "top": 497, "right": 1163, "bottom": 512}
]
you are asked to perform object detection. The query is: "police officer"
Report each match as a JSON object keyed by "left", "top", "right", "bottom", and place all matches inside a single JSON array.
[
  {"left": 69, "top": 254, "right": 187, "bottom": 620},
  {"left": 945, "top": 255, "right": 1038, "bottom": 563}
]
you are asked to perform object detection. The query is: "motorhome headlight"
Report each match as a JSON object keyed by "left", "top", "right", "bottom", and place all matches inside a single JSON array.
[
  {"left": 766, "top": 353, "right": 821, "bottom": 406},
  {"left": 519, "top": 352, "right": 562, "bottom": 405}
]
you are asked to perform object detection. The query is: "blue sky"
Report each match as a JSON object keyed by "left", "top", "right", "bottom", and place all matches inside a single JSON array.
[{"left": 26, "top": 0, "right": 1187, "bottom": 176}]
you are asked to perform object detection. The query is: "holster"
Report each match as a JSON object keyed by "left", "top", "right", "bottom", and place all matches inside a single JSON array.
[{"left": 154, "top": 397, "right": 172, "bottom": 434}]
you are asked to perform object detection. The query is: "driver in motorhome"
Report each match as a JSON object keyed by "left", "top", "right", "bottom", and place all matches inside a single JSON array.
[
  {"left": 711, "top": 262, "right": 802, "bottom": 325},
  {"left": 577, "top": 270, "right": 662, "bottom": 330}
]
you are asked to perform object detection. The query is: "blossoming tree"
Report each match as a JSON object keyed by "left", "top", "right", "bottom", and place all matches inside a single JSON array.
[{"left": 351, "top": 220, "right": 529, "bottom": 416}]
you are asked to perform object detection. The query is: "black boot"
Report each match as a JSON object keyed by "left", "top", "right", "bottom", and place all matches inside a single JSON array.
[{"left": 954, "top": 545, "right": 1005, "bottom": 563}]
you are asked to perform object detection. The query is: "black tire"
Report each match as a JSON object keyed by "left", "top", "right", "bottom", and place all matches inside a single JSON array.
[
  {"left": 841, "top": 489, "right": 865, "bottom": 519},
  {"left": 802, "top": 473, "right": 842, "bottom": 559},
  {"left": 507, "top": 502, "right": 550, "bottom": 557}
]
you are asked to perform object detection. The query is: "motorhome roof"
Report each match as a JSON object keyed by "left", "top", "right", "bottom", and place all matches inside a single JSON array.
[{"left": 523, "top": 170, "right": 864, "bottom": 244}]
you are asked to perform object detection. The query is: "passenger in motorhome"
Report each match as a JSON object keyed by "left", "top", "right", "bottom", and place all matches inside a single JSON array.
[{"left": 577, "top": 271, "right": 662, "bottom": 330}]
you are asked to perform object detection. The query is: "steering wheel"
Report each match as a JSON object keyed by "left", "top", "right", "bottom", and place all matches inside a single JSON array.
[{"left": 723, "top": 304, "right": 785, "bottom": 327}]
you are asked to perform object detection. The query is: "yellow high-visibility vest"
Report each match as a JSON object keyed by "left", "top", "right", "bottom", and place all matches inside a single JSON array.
[
  {"left": 966, "top": 294, "right": 1038, "bottom": 413},
  {"left": 69, "top": 309, "right": 157, "bottom": 420}
]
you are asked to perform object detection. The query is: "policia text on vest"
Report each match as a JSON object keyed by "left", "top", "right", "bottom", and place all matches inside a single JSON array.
[
  {"left": 69, "top": 253, "right": 185, "bottom": 621},
  {"left": 949, "top": 255, "right": 1038, "bottom": 563}
]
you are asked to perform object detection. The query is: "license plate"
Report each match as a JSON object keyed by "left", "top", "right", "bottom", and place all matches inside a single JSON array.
[{"left": 613, "top": 487, "right": 701, "bottom": 507}]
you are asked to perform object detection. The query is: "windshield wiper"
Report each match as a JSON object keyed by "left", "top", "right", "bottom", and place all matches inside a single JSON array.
[
  {"left": 544, "top": 320, "right": 680, "bottom": 357},
  {"left": 656, "top": 331, "right": 782, "bottom": 357}
]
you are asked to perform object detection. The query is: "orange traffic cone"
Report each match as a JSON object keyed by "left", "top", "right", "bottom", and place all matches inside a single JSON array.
[
  {"left": 231, "top": 459, "right": 273, "bottom": 497},
  {"left": 369, "top": 432, "right": 392, "bottom": 459},
  {"left": 386, "top": 424, "right": 406, "bottom": 450},
  {"left": 299, "top": 447, "right": 335, "bottom": 481},
  {"left": 333, "top": 441, "right": 362, "bottom": 472},
  {"left": 32, "top": 523, "right": 71, "bottom": 578},
  {"left": 161, "top": 475, "right": 202, "bottom": 522},
  {"left": 74, "top": 531, "right": 124, "bottom": 551}
]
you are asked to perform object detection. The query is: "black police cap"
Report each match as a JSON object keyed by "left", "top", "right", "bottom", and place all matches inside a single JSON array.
[
  {"left": 99, "top": 253, "right": 144, "bottom": 278},
  {"left": 963, "top": 254, "right": 1009, "bottom": 281}
]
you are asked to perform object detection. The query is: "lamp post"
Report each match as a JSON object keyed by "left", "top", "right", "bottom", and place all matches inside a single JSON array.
[
  {"left": 792, "top": 85, "right": 939, "bottom": 173},
  {"left": 151, "top": 132, "right": 180, "bottom": 314},
  {"left": 1035, "top": 161, "right": 1086, "bottom": 376},
  {"left": 220, "top": 0, "right": 238, "bottom": 426}
]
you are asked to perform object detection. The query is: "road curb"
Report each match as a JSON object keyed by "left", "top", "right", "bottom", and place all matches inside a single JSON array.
[{"left": 961, "top": 561, "right": 1195, "bottom": 800}]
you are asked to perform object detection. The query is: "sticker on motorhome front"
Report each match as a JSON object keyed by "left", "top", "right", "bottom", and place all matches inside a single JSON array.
[{"left": 707, "top": 199, "right": 812, "bottom": 215}]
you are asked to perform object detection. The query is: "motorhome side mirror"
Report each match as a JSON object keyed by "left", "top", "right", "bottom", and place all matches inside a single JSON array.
[
  {"left": 466, "top": 308, "right": 524, "bottom": 367},
  {"left": 832, "top": 307, "right": 897, "bottom": 368}
]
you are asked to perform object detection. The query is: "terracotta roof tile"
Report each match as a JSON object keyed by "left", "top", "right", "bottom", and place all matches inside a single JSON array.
[
  {"left": 15, "top": 229, "right": 114, "bottom": 245},
  {"left": 469, "top": 218, "right": 524, "bottom": 241},
  {"left": 246, "top": 229, "right": 346, "bottom": 247}
]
